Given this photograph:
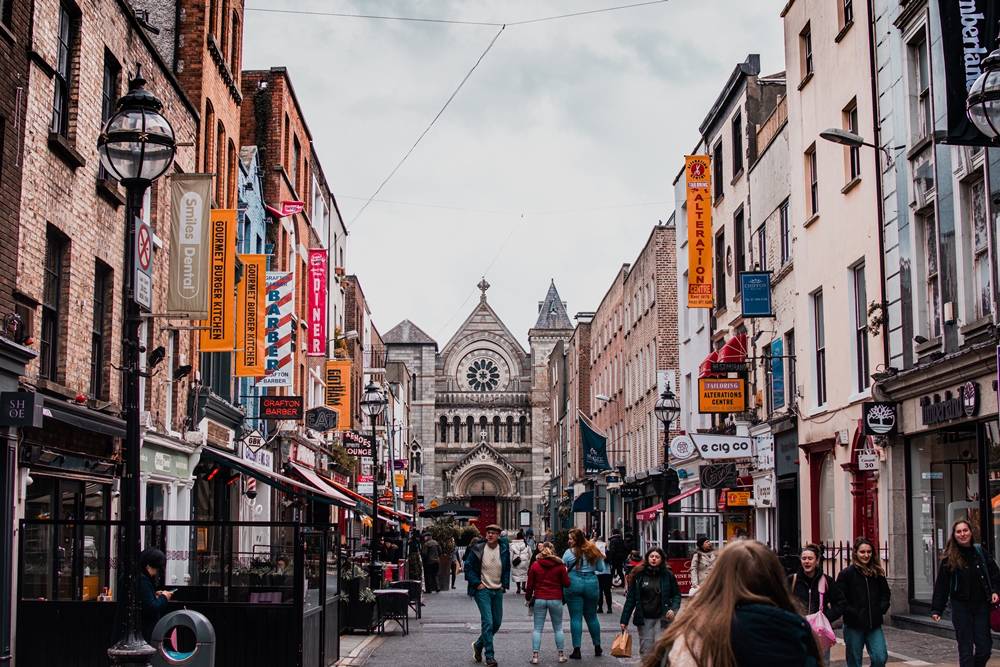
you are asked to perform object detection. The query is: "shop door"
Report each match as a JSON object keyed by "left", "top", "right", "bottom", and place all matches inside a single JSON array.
[
  {"left": 469, "top": 497, "right": 497, "bottom": 532},
  {"left": 852, "top": 472, "right": 879, "bottom": 546}
]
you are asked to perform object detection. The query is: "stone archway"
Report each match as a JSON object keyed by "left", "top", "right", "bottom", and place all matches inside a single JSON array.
[{"left": 453, "top": 464, "right": 517, "bottom": 532}]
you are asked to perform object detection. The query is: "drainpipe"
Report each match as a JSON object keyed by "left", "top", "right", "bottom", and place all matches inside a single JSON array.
[{"left": 867, "top": 0, "right": 891, "bottom": 368}]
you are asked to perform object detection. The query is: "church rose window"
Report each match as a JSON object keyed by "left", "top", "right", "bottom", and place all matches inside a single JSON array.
[{"left": 467, "top": 358, "right": 501, "bottom": 391}]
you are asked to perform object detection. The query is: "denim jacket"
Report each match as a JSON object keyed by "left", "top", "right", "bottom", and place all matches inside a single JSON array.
[{"left": 562, "top": 549, "right": 606, "bottom": 576}]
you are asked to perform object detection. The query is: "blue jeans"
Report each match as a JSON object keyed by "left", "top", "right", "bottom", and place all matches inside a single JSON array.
[
  {"left": 532, "top": 599, "right": 565, "bottom": 652},
  {"left": 844, "top": 626, "right": 887, "bottom": 667},
  {"left": 565, "top": 573, "right": 602, "bottom": 649},
  {"left": 951, "top": 599, "right": 993, "bottom": 667},
  {"left": 474, "top": 588, "right": 505, "bottom": 660}
]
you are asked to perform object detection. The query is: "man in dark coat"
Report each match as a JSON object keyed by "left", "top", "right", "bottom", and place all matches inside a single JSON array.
[{"left": 464, "top": 525, "right": 510, "bottom": 667}]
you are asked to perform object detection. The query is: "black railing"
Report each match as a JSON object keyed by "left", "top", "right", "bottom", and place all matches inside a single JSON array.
[{"left": 818, "top": 540, "right": 890, "bottom": 580}]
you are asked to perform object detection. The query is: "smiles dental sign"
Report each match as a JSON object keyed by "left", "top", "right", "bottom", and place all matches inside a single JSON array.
[{"left": 168, "top": 174, "right": 214, "bottom": 317}]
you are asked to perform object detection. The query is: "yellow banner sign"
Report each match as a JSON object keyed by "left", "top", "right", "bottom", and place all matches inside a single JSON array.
[
  {"left": 726, "top": 490, "right": 751, "bottom": 506},
  {"left": 698, "top": 378, "right": 746, "bottom": 413},
  {"left": 686, "top": 155, "right": 713, "bottom": 308},
  {"left": 324, "top": 359, "right": 352, "bottom": 431},
  {"left": 236, "top": 254, "right": 266, "bottom": 376},
  {"left": 199, "top": 210, "right": 236, "bottom": 351}
]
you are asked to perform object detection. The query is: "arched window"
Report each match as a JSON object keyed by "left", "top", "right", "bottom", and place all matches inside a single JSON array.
[
  {"left": 479, "top": 416, "right": 488, "bottom": 440},
  {"left": 467, "top": 416, "right": 474, "bottom": 442},
  {"left": 439, "top": 416, "right": 448, "bottom": 443},
  {"left": 203, "top": 100, "right": 215, "bottom": 173},
  {"left": 519, "top": 416, "right": 527, "bottom": 443},
  {"left": 453, "top": 416, "right": 462, "bottom": 443},
  {"left": 215, "top": 120, "right": 225, "bottom": 204},
  {"left": 493, "top": 416, "right": 501, "bottom": 442},
  {"left": 506, "top": 416, "right": 514, "bottom": 442}
]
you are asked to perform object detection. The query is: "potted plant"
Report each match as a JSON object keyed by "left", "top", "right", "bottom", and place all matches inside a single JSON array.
[{"left": 427, "top": 519, "right": 460, "bottom": 591}]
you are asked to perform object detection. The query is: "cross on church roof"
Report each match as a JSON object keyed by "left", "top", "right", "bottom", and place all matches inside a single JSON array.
[{"left": 478, "top": 277, "right": 490, "bottom": 302}]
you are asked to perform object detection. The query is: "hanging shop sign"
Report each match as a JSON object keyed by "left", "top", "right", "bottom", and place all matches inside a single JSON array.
[
  {"left": 343, "top": 431, "right": 374, "bottom": 458},
  {"left": 0, "top": 391, "right": 43, "bottom": 427},
  {"left": 685, "top": 155, "right": 713, "bottom": 308},
  {"left": 259, "top": 395, "right": 303, "bottom": 420},
  {"left": 241, "top": 429, "right": 266, "bottom": 453},
  {"left": 753, "top": 476, "right": 773, "bottom": 507},
  {"left": 304, "top": 406, "right": 339, "bottom": 432},
  {"left": 710, "top": 361, "right": 749, "bottom": 373},
  {"left": 257, "top": 272, "right": 294, "bottom": 387},
  {"left": 236, "top": 254, "right": 266, "bottom": 376},
  {"left": 669, "top": 435, "right": 697, "bottom": 461},
  {"left": 619, "top": 484, "right": 642, "bottom": 498},
  {"left": 770, "top": 338, "right": 785, "bottom": 410},
  {"left": 134, "top": 216, "right": 153, "bottom": 312},
  {"left": 858, "top": 452, "right": 879, "bottom": 471},
  {"left": 698, "top": 378, "right": 747, "bottom": 413},
  {"left": 198, "top": 210, "right": 237, "bottom": 352},
  {"left": 726, "top": 490, "right": 751, "bottom": 507},
  {"left": 324, "top": 359, "right": 352, "bottom": 431},
  {"left": 280, "top": 200, "right": 305, "bottom": 216},
  {"left": 862, "top": 401, "right": 898, "bottom": 436},
  {"left": 167, "top": 174, "right": 213, "bottom": 317},
  {"left": 307, "top": 249, "right": 328, "bottom": 357},
  {"left": 739, "top": 271, "right": 774, "bottom": 318},
  {"left": 699, "top": 463, "right": 738, "bottom": 489},
  {"left": 937, "top": 0, "right": 999, "bottom": 145},
  {"left": 689, "top": 434, "right": 753, "bottom": 460},
  {"left": 920, "top": 382, "right": 980, "bottom": 426},
  {"left": 753, "top": 434, "right": 775, "bottom": 471}
]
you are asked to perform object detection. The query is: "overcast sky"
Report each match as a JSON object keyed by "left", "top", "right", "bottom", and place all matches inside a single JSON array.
[{"left": 243, "top": 0, "right": 786, "bottom": 347}]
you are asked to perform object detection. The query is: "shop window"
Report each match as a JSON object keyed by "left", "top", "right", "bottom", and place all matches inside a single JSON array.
[{"left": 144, "top": 482, "right": 167, "bottom": 549}]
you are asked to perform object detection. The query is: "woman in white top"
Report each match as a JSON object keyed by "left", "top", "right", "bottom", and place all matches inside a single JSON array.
[{"left": 510, "top": 530, "right": 532, "bottom": 594}]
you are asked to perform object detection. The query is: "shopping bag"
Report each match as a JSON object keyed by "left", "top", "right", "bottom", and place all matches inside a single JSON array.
[
  {"left": 806, "top": 577, "right": 836, "bottom": 652},
  {"left": 990, "top": 604, "right": 1000, "bottom": 633},
  {"left": 611, "top": 631, "right": 633, "bottom": 658}
]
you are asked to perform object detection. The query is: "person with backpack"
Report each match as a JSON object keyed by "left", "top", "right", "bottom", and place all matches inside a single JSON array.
[
  {"left": 836, "top": 537, "right": 891, "bottom": 667},
  {"left": 789, "top": 544, "right": 846, "bottom": 664},
  {"left": 930, "top": 519, "right": 1000, "bottom": 667},
  {"left": 607, "top": 529, "right": 628, "bottom": 587},
  {"left": 525, "top": 542, "right": 571, "bottom": 664},
  {"left": 689, "top": 537, "right": 717, "bottom": 594},
  {"left": 510, "top": 530, "right": 532, "bottom": 595},
  {"left": 619, "top": 547, "right": 681, "bottom": 656}
]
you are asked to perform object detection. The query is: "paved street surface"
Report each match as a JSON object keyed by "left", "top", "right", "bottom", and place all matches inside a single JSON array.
[{"left": 339, "top": 585, "right": 1000, "bottom": 667}]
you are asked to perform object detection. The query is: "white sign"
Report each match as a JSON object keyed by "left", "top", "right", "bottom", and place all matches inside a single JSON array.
[
  {"left": 689, "top": 434, "right": 754, "bottom": 460},
  {"left": 294, "top": 443, "right": 317, "bottom": 467},
  {"left": 241, "top": 442, "right": 274, "bottom": 471},
  {"left": 858, "top": 453, "right": 879, "bottom": 471},
  {"left": 134, "top": 217, "right": 153, "bottom": 311},
  {"left": 754, "top": 434, "right": 775, "bottom": 471},
  {"left": 669, "top": 435, "right": 697, "bottom": 461},
  {"left": 753, "top": 476, "right": 774, "bottom": 507},
  {"left": 242, "top": 429, "right": 265, "bottom": 453}
]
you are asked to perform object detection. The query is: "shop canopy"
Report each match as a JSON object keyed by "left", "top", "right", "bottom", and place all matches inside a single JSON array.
[
  {"left": 571, "top": 491, "right": 594, "bottom": 513},
  {"left": 698, "top": 333, "right": 748, "bottom": 378},
  {"left": 635, "top": 486, "right": 702, "bottom": 522},
  {"left": 201, "top": 446, "right": 355, "bottom": 508},
  {"left": 419, "top": 502, "right": 480, "bottom": 518},
  {"left": 287, "top": 462, "right": 357, "bottom": 507},
  {"left": 325, "top": 478, "right": 413, "bottom": 522}
]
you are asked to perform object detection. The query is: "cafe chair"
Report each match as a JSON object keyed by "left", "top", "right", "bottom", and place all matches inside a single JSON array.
[
  {"left": 388, "top": 579, "right": 422, "bottom": 619},
  {"left": 375, "top": 589, "right": 409, "bottom": 635}
]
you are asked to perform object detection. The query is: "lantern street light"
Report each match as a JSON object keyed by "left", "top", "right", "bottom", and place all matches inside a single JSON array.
[
  {"left": 967, "top": 49, "right": 1000, "bottom": 140},
  {"left": 360, "top": 382, "right": 388, "bottom": 586},
  {"left": 654, "top": 386, "right": 681, "bottom": 555},
  {"left": 97, "top": 65, "right": 176, "bottom": 666}
]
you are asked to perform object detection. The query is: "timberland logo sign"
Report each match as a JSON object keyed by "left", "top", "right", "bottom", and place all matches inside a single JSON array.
[
  {"left": 862, "top": 402, "right": 898, "bottom": 436},
  {"left": 920, "top": 382, "right": 980, "bottom": 425}
]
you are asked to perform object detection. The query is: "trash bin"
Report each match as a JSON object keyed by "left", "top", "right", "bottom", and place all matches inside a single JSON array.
[{"left": 150, "top": 609, "right": 216, "bottom": 667}]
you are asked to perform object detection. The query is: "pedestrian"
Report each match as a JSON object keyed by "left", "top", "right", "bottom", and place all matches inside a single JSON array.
[
  {"left": 422, "top": 534, "right": 442, "bottom": 594},
  {"left": 525, "top": 528, "right": 536, "bottom": 553},
  {"left": 465, "top": 524, "right": 510, "bottom": 667},
  {"left": 593, "top": 535, "right": 613, "bottom": 614},
  {"left": 836, "top": 537, "right": 891, "bottom": 667},
  {"left": 452, "top": 546, "right": 462, "bottom": 589},
  {"left": 526, "top": 542, "right": 571, "bottom": 664},
  {"left": 789, "top": 544, "right": 846, "bottom": 665},
  {"left": 607, "top": 529, "right": 628, "bottom": 588},
  {"left": 562, "top": 527, "right": 606, "bottom": 659},
  {"left": 139, "top": 548, "right": 172, "bottom": 641},
  {"left": 689, "top": 536, "right": 717, "bottom": 595},
  {"left": 625, "top": 550, "right": 643, "bottom": 577},
  {"left": 930, "top": 519, "right": 1000, "bottom": 667},
  {"left": 511, "top": 530, "right": 532, "bottom": 594},
  {"left": 620, "top": 547, "right": 681, "bottom": 656},
  {"left": 645, "top": 540, "right": 822, "bottom": 667},
  {"left": 407, "top": 536, "right": 423, "bottom": 587}
]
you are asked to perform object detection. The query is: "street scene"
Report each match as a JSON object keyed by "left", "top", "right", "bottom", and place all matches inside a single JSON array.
[{"left": 3, "top": 0, "right": 1000, "bottom": 666}]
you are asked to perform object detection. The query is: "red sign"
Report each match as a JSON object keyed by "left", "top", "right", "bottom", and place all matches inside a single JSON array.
[
  {"left": 137, "top": 225, "right": 152, "bottom": 271},
  {"left": 259, "top": 395, "right": 304, "bottom": 420},
  {"left": 668, "top": 557, "right": 693, "bottom": 595},
  {"left": 280, "top": 200, "right": 305, "bottom": 216},
  {"left": 307, "top": 249, "right": 327, "bottom": 357}
]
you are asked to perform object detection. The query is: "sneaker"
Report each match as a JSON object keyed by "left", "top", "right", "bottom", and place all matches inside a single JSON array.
[
  {"left": 558, "top": 653, "right": 568, "bottom": 664},
  {"left": 486, "top": 660, "right": 498, "bottom": 667},
  {"left": 594, "top": 646, "right": 603, "bottom": 657},
  {"left": 473, "top": 642, "right": 483, "bottom": 663},
  {"left": 530, "top": 653, "right": 539, "bottom": 665},
  {"left": 569, "top": 648, "right": 581, "bottom": 660}
]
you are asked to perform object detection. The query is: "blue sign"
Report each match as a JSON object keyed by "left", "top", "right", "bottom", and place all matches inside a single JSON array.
[
  {"left": 770, "top": 339, "right": 785, "bottom": 409},
  {"left": 740, "top": 271, "right": 774, "bottom": 318}
]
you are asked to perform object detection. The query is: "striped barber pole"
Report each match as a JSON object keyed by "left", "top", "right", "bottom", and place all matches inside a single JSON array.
[
  {"left": 244, "top": 475, "right": 257, "bottom": 497},
  {"left": 258, "top": 271, "right": 295, "bottom": 387}
]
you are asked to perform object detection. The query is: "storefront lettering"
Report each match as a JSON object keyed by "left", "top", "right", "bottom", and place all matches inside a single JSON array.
[{"left": 920, "top": 382, "right": 980, "bottom": 425}]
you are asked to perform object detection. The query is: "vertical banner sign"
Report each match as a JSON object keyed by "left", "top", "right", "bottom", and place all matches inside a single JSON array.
[
  {"left": 938, "top": 0, "right": 999, "bottom": 145},
  {"left": 324, "top": 359, "right": 351, "bottom": 430},
  {"left": 198, "top": 210, "right": 236, "bottom": 351},
  {"left": 686, "top": 155, "right": 713, "bottom": 308},
  {"left": 770, "top": 339, "right": 785, "bottom": 410},
  {"left": 257, "top": 272, "right": 294, "bottom": 387},
  {"left": 307, "top": 249, "right": 328, "bottom": 357},
  {"left": 236, "top": 254, "right": 266, "bottom": 377},
  {"left": 167, "top": 174, "right": 213, "bottom": 317}
]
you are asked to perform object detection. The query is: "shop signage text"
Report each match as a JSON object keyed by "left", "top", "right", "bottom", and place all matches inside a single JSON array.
[
  {"left": 698, "top": 378, "right": 747, "bottom": 413},
  {"left": 0, "top": 391, "right": 42, "bottom": 427},
  {"left": 343, "top": 431, "right": 374, "bottom": 458},
  {"left": 306, "top": 249, "right": 327, "bottom": 357},
  {"left": 753, "top": 434, "right": 774, "bottom": 471},
  {"left": 753, "top": 477, "right": 773, "bottom": 507},
  {"left": 669, "top": 435, "right": 697, "bottom": 461},
  {"left": 710, "top": 361, "right": 749, "bottom": 373},
  {"left": 689, "top": 434, "right": 753, "bottom": 460},
  {"left": 726, "top": 490, "right": 751, "bottom": 506},
  {"left": 862, "top": 401, "right": 898, "bottom": 436},
  {"left": 305, "top": 406, "right": 339, "bottom": 432},
  {"left": 241, "top": 442, "right": 274, "bottom": 470},
  {"left": 699, "top": 463, "right": 738, "bottom": 489},
  {"left": 324, "top": 359, "right": 351, "bottom": 431},
  {"left": 685, "top": 155, "right": 713, "bottom": 308},
  {"left": 199, "top": 210, "right": 236, "bottom": 352},
  {"left": 259, "top": 395, "right": 304, "bottom": 420},
  {"left": 739, "top": 271, "right": 774, "bottom": 318},
  {"left": 167, "top": 174, "right": 212, "bottom": 317},
  {"left": 241, "top": 429, "right": 265, "bottom": 453},
  {"left": 920, "top": 382, "right": 980, "bottom": 425},
  {"left": 293, "top": 444, "right": 317, "bottom": 467},
  {"left": 857, "top": 452, "right": 879, "bottom": 471}
]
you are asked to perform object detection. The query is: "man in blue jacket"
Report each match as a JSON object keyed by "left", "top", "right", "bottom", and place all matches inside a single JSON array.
[{"left": 464, "top": 524, "right": 510, "bottom": 667}]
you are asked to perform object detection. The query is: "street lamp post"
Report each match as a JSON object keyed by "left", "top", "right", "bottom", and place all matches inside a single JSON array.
[
  {"left": 360, "top": 383, "right": 387, "bottom": 587},
  {"left": 97, "top": 66, "right": 176, "bottom": 666},
  {"left": 967, "top": 48, "right": 1000, "bottom": 139},
  {"left": 654, "top": 386, "right": 680, "bottom": 556}
]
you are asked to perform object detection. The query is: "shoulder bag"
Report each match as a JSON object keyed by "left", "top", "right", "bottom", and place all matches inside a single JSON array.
[{"left": 804, "top": 576, "right": 836, "bottom": 652}]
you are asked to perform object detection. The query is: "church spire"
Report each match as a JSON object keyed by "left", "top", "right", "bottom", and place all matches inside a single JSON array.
[{"left": 534, "top": 280, "right": 572, "bottom": 330}]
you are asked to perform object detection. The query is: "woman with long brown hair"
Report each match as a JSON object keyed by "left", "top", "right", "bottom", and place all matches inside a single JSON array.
[
  {"left": 930, "top": 519, "right": 1000, "bottom": 667},
  {"left": 562, "top": 528, "right": 606, "bottom": 659},
  {"left": 835, "top": 537, "right": 891, "bottom": 667},
  {"left": 643, "top": 540, "right": 820, "bottom": 667}
]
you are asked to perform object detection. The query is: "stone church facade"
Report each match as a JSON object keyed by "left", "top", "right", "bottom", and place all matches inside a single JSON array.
[{"left": 384, "top": 280, "right": 572, "bottom": 530}]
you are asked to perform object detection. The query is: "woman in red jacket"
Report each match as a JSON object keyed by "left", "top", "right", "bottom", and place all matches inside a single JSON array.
[{"left": 526, "top": 542, "right": 571, "bottom": 664}]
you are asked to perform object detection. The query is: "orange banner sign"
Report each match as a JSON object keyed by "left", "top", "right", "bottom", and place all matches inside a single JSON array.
[
  {"left": 324, "top": 359, "right": 352, "bottom": 431},
  {"left": 686, "top": 155, "right": 713, "bottom": 308},
  {"left": 235, "top": 254, "right": 266, "bottom": 376},
  {"left": 199, "top": 210, "right": 237, "bottom": 351}
]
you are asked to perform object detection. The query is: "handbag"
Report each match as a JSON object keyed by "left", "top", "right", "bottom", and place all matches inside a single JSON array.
[
  {"left": 611, "top": 630, "right": 633, "bottom": 658},
  {"left": 513, "top": 556, "right": 522, "bottom": 567},
  {"left": 804, "top": 576, "right": 837, "bottom": 652}
]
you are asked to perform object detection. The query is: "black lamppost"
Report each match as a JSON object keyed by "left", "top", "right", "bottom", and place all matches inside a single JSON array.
[
  {"left": 97, "top": 66, "right": 176, "bottom": 666},
  {"left": 967, "top": 49, "right": 1000, "bottom": 139},
  {"left": 360, "top": 382, "right": 387, "bottom": 587},
  {"left": 654, "top": 386, "right": 680, "bottom": 555}
]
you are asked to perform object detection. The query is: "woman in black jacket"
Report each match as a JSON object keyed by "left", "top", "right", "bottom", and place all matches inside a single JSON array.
[
  {"left": 138, "top": 548, "right": 172, "bottom": 641},
  {"left": 836, "top": 537, "right": 891, "bottom": 667},
  {"left": 789, "top": 544, "right": 846, "bottom": 664},
  {"left": 930, "top": 519, "right": 1000, "bottom": 667},
  {"left": 619, "top": 547, "right": 681, "bottom": 656}
]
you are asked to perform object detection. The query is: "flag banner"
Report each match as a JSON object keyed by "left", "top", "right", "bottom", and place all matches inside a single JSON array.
[
  {"left": 280, "top": 200, "right": 305, "bottom": 216},
  {"left": 324, "top": 359, "right": 351, "bottom": 431},
  {"left": 257, "top": 271, "right": 294, "bottom": 387},
  {"left": 167, "top": 174, "right": 213, "bottom": 317},
  {"left": 685, "top": 155, "right": 713, "bottom": 308},
  {"left": 938, "top": 0, "right": 999, "bottom": 144},
  {"left": 580, "top": 412, "right": 612, "bottom": 474},
  {"left": 307, "top": 249, "right": 328, "bottom": 356},
  {"left": 235, "top": 254, "right": 266, "bottom": 377},
  {"left": 198, "top": 210, "right": 237, "bottom": 351}
]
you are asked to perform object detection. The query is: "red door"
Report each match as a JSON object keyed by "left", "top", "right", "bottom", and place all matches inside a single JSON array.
[
  {"left": 470, "top": 497, "right": 498, "bottom": 533},
  {"left": 852, "top": 472, "right": 879, "bottom": 546}
]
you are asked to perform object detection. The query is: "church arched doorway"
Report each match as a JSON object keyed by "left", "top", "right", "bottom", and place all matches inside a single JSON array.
[{"left": 468, "top": 475, "right": 500, "bottom": 533}]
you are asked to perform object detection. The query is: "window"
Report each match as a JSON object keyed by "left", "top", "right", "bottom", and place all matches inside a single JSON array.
[
  {"left": 467, "top": 416, "right": 474, "bottom": 442},
  {"left": 731, "top": 112, "right": 743, "bottom": 177},
  {"left": 200, "top": 353, "right": 232, "bottom": 402},
  {"left": 230, "top": 13, "right": 241, "bottom": 75},
  {"left": 208, "top": 0, "right": 218, "bottom": 37},
  {"left": 734, "top": 208, "right": 746, "bottom": 285},
  {"left": 919, "top": 211, "right": 942, "bottom": 338},
  {"left": 967, "top": 178, "right": 992, "bottom": 320},
  {"left": 714, "top": 229, "right": 726, "bottom": 307},
  {"left": 755, "top": 223, "right": 767, "bottom": 271},
  {"left": 712, "top": 141, "right": 723, "bottom": 200},
  {"left": 291, "top": 136, "right": 301, "bottom": 194},
  {"left": 40, "top": 229, "right": 67, "bottom": 381},
  {"left": 219, "top": 0, "right": 230, "bottom": 60},
  {"left": 99, "top": 52, "right": 121, "bottom": 180},
  {"left": 786, "top": 329, "right": 796, "bottom": 404},
  {"left": 203, "top": 101, "right": 215, "bottom": 173},
  {"left": 439, "top": 416, "right": 448, "bottom": 443},
  {"left": 215, "top": 121, "right": 225, "bottom": 204},
  {"left": 813, "top": 290, "right": 826, "bottom": 406},
  {"left": 800, "top": 23, "right": 813, "bottom": 79},
  {"left": 852, "top": 262, "right": 870, "bottom": 391},
  {"left": 910, "top": 32, "right": 932, "bottom": 141},
  {"left": 90, "top": 262, "right": 112, "bottom": 399},
  {"left": 51, "top": 3, "right": 76, "bottom": 138},
  {"left": 805, "top": 144, "right": 819, "bottom": 216},
  {"left": 844, "top": 99, "right": 861, "bottom": 182},
  {"left": 453, "top": 416, "right": 462, "bottom": 443},
  {"left": 779, "top": 199, "right": 791, "bottom": 264}
]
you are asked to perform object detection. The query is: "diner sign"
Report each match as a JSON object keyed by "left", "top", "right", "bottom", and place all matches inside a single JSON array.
[{"left": 307, "top": 249, "right": 328, "bottom": 356}]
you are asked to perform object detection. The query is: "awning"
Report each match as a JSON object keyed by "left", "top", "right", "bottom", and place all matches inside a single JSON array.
[
  {"left": 634, "top": 486, "right": 703, "bottom": 521},
  {"left": 571, "top": 491, "right": 594, "bottom": 513},
  {"left": 41, "top": 397, "right": 126, "bottom": 438},
  {"left": 288, "top": 462, "right": 357, "bottom": 507},
  {"left": 718, "top": 333, "right": 748, "bottom": 364},
  {"left": 698, "top": 350, "right": 719, "bottom": 379},
  {"left": 200, "top": 446, "right": 354, "bottom": 508},
  {"left": 325, "top": 478, "right": 412, "bottom": 522}
]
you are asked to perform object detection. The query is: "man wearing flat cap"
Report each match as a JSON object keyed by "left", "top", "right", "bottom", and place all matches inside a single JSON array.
[{"left": 464, "top": 524, "right": 510, "bottom": 667}]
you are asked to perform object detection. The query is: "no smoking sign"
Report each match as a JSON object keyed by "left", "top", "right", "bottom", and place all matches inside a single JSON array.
[{"left": 134, "top": 216, "right": 153, "bottom": 311}]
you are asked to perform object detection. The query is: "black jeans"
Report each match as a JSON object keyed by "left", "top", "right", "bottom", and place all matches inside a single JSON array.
[
  {"left": 951, "top": 598, "right": 992, "bottom": 667},
  {"left": 424, "top": 562, "right": 440, "bottom": 593},
  {"left": 597, "top": 573, "right": 613, "bottom": 611}
]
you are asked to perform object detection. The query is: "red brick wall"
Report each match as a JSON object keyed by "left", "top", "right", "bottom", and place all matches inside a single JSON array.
[{"left": 590, "top": 267, "right": 627, "bottom": 467}]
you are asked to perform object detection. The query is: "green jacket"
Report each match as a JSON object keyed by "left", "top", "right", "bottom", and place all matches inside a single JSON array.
[{"left": 620, "top": 566, "right": 681, "bottom": 627}]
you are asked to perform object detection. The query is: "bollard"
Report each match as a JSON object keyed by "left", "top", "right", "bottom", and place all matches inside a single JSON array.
[{"left": 150, "top": 609, "right": 216, "bottom": 667}]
